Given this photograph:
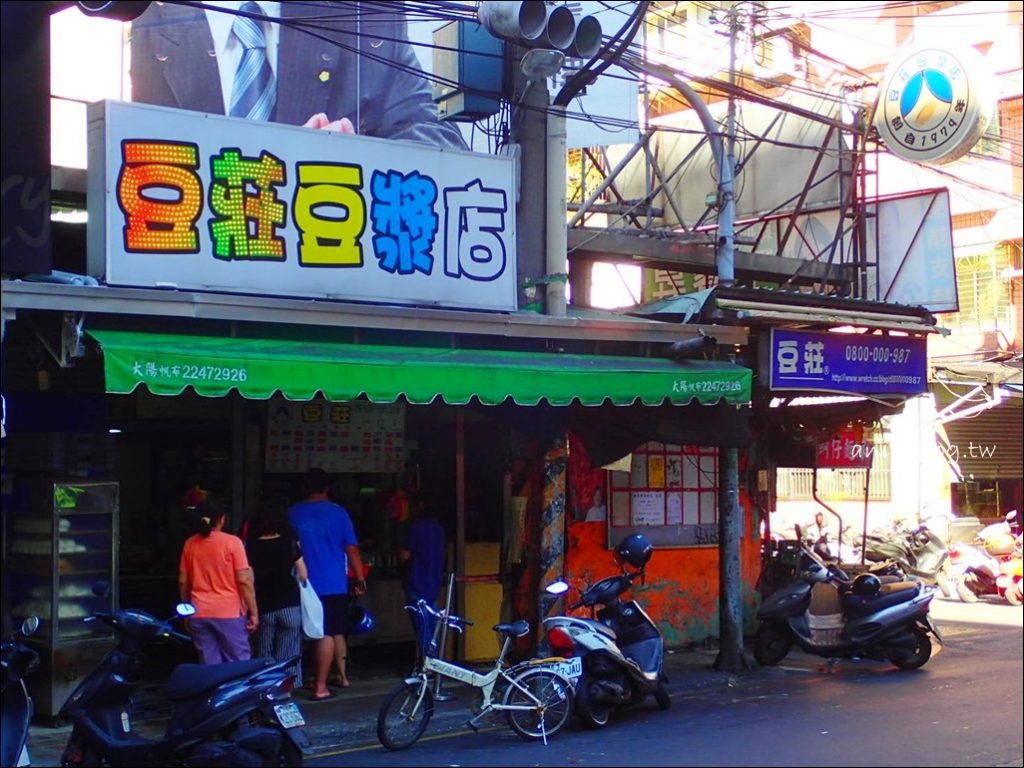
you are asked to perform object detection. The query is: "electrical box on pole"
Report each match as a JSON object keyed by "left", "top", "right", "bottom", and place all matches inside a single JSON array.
[{"left": 432, "top": 21, "right": 504, "bottom": 122}]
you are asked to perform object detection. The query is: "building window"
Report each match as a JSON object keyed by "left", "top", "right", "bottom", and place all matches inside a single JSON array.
[
  {"left": 952, "top": 478, "right": 1020, "bottom": 521},
  {"left": 607, "top": 442, "right": 725, "bottom": 547},
  {"left": 972, "top": 96, "right": 1020, "bottom": 163},
  {"left": 947, "top": 246, "right": 1014, "bottom": 332}
]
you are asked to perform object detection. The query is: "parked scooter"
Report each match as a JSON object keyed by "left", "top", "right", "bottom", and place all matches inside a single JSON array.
[
  {"left": 1, "top": 616, "right": 41, "bottom": 767},
  {"left": 862, "top": 522, "right": 953, "bottom": 598},
  {"left": 754, "top": 544, "right": 943, "bottom": 670},
  {"left": 757, "top": 526, "right": 904, "bottom": 601},
  {"left": 543, "top": 534, "right": 670, "bottom": 729},
  {"left": 59, "top": 602, "right": 309, "bottom": 767},
  {"left": 955, "top": 533, "right": 1023, "bottom": 606},
  {"left": 1003, "top": 551, "right": 1024, "bottom": 606}
]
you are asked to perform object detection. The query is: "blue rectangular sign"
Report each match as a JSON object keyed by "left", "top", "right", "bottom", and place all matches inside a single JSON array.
[{"left": 768, "top": 329, "right": 927, "bottom": 395}]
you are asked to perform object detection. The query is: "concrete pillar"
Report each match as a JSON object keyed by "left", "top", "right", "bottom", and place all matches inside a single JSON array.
[{"left": 537, "top": 433, "right": 567, "bottom": 648}]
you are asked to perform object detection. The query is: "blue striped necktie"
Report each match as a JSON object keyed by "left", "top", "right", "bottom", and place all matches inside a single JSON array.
[{"left": 229, "top": 2, "right": 276, "bottom": 122}]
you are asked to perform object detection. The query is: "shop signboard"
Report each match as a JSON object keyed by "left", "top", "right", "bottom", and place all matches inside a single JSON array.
[
  {"left": 815, "top": 425, "right": 875, "bottom": 469},
  {"left": 265, "top": 400, "right": 405, "bottom": 474},
  {"left": 87, "top": 100, "right": 517, "bottom": 311},
  {"left": 874, "top": 44, "right": 993, "bottom": 166},
  {"left": 767, "top": 328, "right": 927, "bottom": 396}
]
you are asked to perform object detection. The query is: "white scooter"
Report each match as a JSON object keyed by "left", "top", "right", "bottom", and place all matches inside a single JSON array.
[
  {"left": 542, "top": 534, "right": 670, "bottom": 729},
  {"left": 952, "top": 513, "right": 1022, "bottom": 604}
]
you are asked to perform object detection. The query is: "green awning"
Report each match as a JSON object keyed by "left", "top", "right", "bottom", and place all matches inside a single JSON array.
[{"left": 88, "top": 329, "right": 751, "bottom": 407}]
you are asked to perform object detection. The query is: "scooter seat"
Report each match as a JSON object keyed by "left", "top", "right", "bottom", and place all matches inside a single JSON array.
[
  {"left": 842, "top": 581, "right": 921, "bottom": 615},
  {"left": 165, "top": 658, "right": 276, "bottom": 700},
  {"left": 832, "top": 572, "right": 905, "bottom": 595}
]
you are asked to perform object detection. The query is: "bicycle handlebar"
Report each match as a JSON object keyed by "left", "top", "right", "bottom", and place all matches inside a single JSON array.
[{"left": 406, "top": 600, "right": 474, "bottom": 627}]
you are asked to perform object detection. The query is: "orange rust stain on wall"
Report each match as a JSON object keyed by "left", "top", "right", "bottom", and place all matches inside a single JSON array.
[{"left": 565, "top": 506, "right": 762, "bottom": 647}]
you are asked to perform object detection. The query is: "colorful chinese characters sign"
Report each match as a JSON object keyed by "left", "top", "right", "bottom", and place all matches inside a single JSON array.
[
  {"left": 768, "top": 328, "right": 927, "bottom": 396},
  {"left": 265, "top": 400, "right": 404, "bottom": 474},
  {"left": 88, "top": 101, "right": 517, "bottom": 311}
]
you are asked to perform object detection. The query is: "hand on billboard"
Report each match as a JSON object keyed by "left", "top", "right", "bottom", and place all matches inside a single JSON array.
[{"left": 303, "top": 112, "right": 355, "bottom": 134}]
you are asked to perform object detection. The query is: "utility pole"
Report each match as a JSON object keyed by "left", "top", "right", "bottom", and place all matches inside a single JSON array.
[
  {"left": 512, "top": 72, "right": 552, "bottom": 312},
  {"left": 713, "top": 1, "right": 750, "bottom": 674}
]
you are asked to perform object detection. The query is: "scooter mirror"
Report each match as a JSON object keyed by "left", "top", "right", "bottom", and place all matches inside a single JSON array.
[
  {"left": 545, "top": 581, "right": 570, "bottom": 596},
  {"left": 176, "top": 602, "right": 197, "bottom": 618},
  {"left": 92, "top": 580, "right": 112, "bottom": 597},
  {"left": 21, "top": 616, "right": 40, "bottom": 636}
]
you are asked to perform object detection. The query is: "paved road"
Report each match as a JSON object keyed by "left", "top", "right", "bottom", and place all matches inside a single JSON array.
[{"left": 311, "top": 597, "right": 1023, "bottom": 767}]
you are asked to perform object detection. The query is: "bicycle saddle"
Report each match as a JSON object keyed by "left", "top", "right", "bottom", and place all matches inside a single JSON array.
[{"left": 492, "top": 620, "right": 530, "bottom": 638}]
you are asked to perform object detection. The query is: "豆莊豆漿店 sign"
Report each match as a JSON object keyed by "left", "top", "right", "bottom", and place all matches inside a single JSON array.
[{"left": 86, "top": 100, "right": 517, "bottom": 311}]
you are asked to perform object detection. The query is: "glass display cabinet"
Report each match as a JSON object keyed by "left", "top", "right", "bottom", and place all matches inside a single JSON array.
[{"left": 7, "top": 480, "right": 119, "bottom": 717}]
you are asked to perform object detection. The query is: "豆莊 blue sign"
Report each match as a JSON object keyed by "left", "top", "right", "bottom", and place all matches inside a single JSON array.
[{"left": 768, "top": 329, "right": 927, "bottom": 395}]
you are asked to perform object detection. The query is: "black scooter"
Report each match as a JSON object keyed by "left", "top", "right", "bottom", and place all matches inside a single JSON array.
[
  {"left": 543, "top": 541, "right": 670, "bottom": 729},
  {"left": 754, "top": 545, "right": 943, "bottom": 671},
  {"left": 1, "top": 616, "right": 41, "bottom": 767},
  {"left": 59, "top": 603, "right": 309, "bottom": 767}
]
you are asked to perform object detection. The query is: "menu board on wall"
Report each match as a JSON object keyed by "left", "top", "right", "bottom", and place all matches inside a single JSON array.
[
  {"left": 630, "top": 491, "right": 665, "bottom": 526},
  {"left": 648, "top": 455, "right": 665, "bottom": 488},
  {"left": 265, "top": 400, "right": 405, "bottom": 474},
  {"left": 665, "top": 455, "right": 682, "bottom": 487},
  {"left": 666, "top": 492, "right": 683, "bottom": 525}
]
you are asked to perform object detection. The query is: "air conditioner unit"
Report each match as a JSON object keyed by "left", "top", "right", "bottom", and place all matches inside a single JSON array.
[
  {"left": 692, "top": 3, "right": 715, "bottom": 27},
  {"left": 752, "top": 34, "right": 796, "bottom": 86}
]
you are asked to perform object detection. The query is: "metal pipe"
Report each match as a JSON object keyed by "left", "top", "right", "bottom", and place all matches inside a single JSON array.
[
  {"left": 811, "top": 468, "right": 844, "bottom": 562},
  {"left": 718, "top": 297, "right": 927, "bottom": 324},
  {"left": 861, "top": 465, "right": 872, "bottom": 566},
  {"left": 433, "top": 572, "right": 456, "bottom": 699},
  {"left": 567, "top": 132, "right": 652, "bottom": 228},
  {"left": 455, "top": 409, "right": 465, "bottom": 658},
  {"left": 546, "top": 103, "right": 567, "bottom": 316},
  {"left": 667, "top": 77, "right": 735, "bottom": 285}
]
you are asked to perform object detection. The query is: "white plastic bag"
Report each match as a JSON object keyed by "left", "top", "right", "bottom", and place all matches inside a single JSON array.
[{"left": 296, "top": 576, "right": 324, "bottom": 640}]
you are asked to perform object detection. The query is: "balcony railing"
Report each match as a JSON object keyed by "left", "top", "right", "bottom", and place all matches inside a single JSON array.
[{"left": 776, "top": 444, "right": 892, "bottom": 501}]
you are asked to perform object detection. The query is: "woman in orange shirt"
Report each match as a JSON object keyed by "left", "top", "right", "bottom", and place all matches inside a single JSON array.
[{"left": 179, "top": 501, "right": 259, "bottom": 664}]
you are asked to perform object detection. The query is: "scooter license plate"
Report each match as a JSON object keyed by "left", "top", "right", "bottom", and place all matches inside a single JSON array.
[
  {"left": 273, "top": 702, "right": 306, "bottom": 729},
  {"left": 546, "top": 657, "right": 583, "bottom": 684},
  {"left": 924, "top": 616, "right": 944, "bottom": 643}
]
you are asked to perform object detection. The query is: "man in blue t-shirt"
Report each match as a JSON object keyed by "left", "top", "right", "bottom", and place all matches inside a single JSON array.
[
  {"left": 399, "top": 500, "right": 447, "bottom": 607},
  {"left": 288, "top": 468, "right": 366, "bottom": 699},
  {"left": 398, "top": 500, "right": 448, "bottom": 660}
]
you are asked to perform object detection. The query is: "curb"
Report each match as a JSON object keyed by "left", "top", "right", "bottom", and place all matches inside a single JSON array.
[{"left": 26, "top": 647, "right": 737, "bottom": 765}]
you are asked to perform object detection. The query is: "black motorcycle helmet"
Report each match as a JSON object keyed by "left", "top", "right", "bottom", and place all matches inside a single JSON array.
[
  {"left": 348, "top": 602, "right": 376, "bottom": 636},
  {"left": 852, "top": 573, "right": 882, "bottom": 597},
  {"left": 615, "top": 534, "right": 653, "bottom": 570}
]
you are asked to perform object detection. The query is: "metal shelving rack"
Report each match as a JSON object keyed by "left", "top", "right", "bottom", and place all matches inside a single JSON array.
[{"left": 7, "top": 480, "right": 119, "bottom": 717}]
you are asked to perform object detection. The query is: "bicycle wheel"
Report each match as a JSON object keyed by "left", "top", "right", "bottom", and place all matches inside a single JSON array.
[
  {"left": 377, "top": 680, "right": 434, "bottom": 751},
  {"left": 502, "top": 668, "right": 574, "bottom": 741}
]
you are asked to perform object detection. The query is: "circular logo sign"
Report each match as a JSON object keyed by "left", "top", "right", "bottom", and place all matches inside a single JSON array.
[{"left": 874, "top": 45, "right": 992, "bottom": 165}]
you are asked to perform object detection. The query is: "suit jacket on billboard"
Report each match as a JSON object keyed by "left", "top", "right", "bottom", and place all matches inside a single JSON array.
[{"left": 129, "top": 1, "right": 468, "bottom": 151}]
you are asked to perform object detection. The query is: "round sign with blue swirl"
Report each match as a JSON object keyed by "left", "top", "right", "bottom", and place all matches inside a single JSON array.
[{"left": 874, "top": 46, "right": 991, "bottom": 165}]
